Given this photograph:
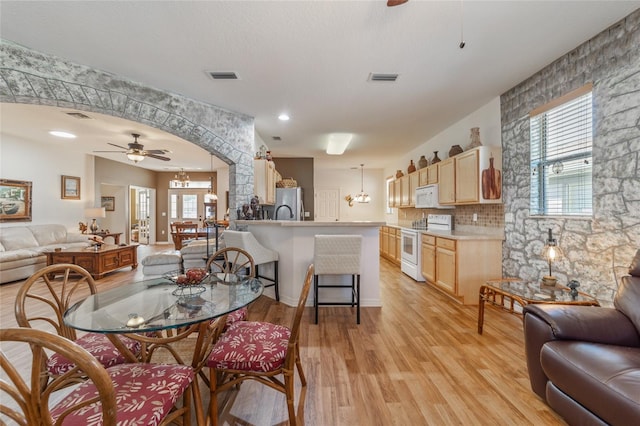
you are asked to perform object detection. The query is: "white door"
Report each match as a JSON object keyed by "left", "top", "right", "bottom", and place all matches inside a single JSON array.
[{"left": 315, "top": 189, "right": 339, "bottom": 221}]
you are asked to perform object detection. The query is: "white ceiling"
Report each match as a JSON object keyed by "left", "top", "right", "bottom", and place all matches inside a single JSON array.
[{"left": 1, "top": 1, "right": 638, "bottom": 171}]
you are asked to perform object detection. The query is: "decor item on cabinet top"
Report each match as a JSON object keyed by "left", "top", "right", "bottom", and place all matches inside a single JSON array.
[
  {"left": 396, "top": 170, "right": 404, "bottom": 178},
  {"left": 266, "top": 150, "right": 273, "bottom": 161},
  {"left": 481, "top": 154, "right": 502, "bottom": 200},
  {"left": 418, "top": 155, "right": 429, "bottom": 169},
  {"left": 407, "top": 160, "right": 416, "bottom": 174},
  {"left": 431, "top": 151, "right": 441, "bottom": 164},
  {"left": 449, "top": 144, "right": 463, "bottom": 158},
  {"left": 276, "top": 177, "right": 297, "bottom": 188},
  {"left": 467, "top": 127, "right": 482, "bottom": 150}
]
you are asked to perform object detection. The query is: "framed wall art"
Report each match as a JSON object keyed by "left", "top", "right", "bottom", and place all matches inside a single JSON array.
[
  {"left": 101, "top": 196, "right": 115, "bottom": 211},
  {"left": 61, "top": 175, "right": 81, "bottom": 200},
  {"left": 0, "top": 179, "right": 32, "bottom": 222}
]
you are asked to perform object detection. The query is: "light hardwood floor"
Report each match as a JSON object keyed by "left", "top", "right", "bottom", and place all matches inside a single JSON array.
[{"left": 0, "top": 244, "right": 565, "bottom": 425}]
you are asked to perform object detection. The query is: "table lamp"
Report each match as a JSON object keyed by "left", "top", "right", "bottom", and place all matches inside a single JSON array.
[
  {"left": 85, "top": 207, "right": 106, "bottom": 234},
  {"left": 542, "top": 228, "right": 562, "bottom": 286}
]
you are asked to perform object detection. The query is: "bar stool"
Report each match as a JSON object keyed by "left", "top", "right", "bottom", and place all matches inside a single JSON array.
[
  {"left": 313, "top": 234, "right": 362, "bottom": 324},
  {"left": 222, "top": 230, "right": 280, "bottom": 301}
]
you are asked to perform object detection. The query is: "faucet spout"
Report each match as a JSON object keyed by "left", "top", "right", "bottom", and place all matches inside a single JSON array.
[{"left": 275, "top": 204, "right": 294, "bottom": 220}]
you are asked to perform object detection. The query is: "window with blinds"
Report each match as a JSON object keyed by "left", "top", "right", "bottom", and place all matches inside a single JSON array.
[{"left": 530, "top": 84, "right": 593, "bottom": 216}]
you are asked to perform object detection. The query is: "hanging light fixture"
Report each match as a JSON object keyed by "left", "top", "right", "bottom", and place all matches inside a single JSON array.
[
  {"left": 354, "top": 164, "right": 371, "bottom": 203},
  {"left": 204, "top": 154, "right": 218, "bottom": 202},
  {"left": 173, "top": 168, "right": 190, "bottom": 187}
]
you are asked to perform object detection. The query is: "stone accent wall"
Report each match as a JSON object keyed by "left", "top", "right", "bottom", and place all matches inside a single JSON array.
[
  {"left": 0, "top": 40, "right": 255, "bottom": 216},
  {"left": 501, "top": 10, "right": 640, "bottom": 304}
]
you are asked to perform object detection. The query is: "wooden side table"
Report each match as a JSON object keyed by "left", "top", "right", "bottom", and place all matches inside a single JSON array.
[
  {"left": 477, "top": 278, "right": 599, "bottom": 334},
  {"left": 45, "top": 244, "right": 138, "bottom": 280}
]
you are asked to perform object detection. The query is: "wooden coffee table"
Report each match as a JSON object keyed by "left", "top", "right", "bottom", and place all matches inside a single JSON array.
[
  {"left": 45, "top": 244, "right": 138, "bottom": 280},
  {"left": 477, "top": 278, "right": 599, "bottom": 334}
]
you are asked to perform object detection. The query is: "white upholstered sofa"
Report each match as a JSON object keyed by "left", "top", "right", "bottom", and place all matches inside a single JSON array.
[{"left": 0, "top": 224, "right": 90, "bottom": 284}]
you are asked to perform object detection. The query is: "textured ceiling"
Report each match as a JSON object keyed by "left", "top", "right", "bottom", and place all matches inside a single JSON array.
[{"left": 1, "top": 1, "right": 638, "bottom": 171}]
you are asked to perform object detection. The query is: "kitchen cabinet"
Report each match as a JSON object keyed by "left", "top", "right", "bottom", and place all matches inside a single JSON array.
[
  {"left": 418, "top": 164, "right": 438, "bottom": 187},
  {"left": 393, "top": 179, "right": 401, "bottom": 207},
  {"left": 379, "top": 226, "right": 400, "bottom": 266},
  {"left": 387, "top": 180, "right": 395, "bottom": 208},
  {"left": 398, "top": 172, "right": 419, "bottom": 207},
  {"left": 437, "top": 146, "right": 502, "bottom": 205},
  {"left": 421, "top": 234, "right": 502, "bottom": 305},
  {"left": 254, "top": 159, "right": 279, "bottom": 205}
]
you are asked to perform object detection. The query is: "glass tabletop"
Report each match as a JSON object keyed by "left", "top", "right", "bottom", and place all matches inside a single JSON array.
[
  {"left": 485, "top": 278, "right": 597, "bottom": 304},
  {"left": 64, "top": 275, "right": 263, "bottom": 333}
]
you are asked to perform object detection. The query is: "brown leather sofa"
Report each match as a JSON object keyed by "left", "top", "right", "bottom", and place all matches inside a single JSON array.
[{"left": 523, "top": 249, "right": 640, "bottom": 425}]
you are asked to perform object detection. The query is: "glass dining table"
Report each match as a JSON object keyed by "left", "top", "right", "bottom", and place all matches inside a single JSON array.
[{"left": 64, "top": 273, "right": 264, "bottom": 424}]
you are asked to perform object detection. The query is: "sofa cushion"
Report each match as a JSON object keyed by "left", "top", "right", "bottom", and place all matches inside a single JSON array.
[
  {"left": 0, "top": 227, "right": 39, "bottom": 251},
  {"left": 28, "top": 224, "right": 68, "bottom": 247},
  {"left": 614, "top": 274, "right": 640, "bottom": 332},
  {"left": 541, "top": 341, "right": 640, "bottom": 425},
  {"left": 0, "top": 249, "right": 42, "bottom": 269}
]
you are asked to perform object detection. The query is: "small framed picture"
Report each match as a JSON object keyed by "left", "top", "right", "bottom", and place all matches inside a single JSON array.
[
  {"left": 61, "top": 175, "right": 81, "bottom": 200},
  {"left": 0, "top": 179, "right": 32, "bottom": 222},
  {"left": 101, "top": 196, "right": 115, "bottom": 211}
]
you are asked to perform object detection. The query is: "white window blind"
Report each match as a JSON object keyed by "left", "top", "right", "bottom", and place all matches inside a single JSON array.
[{"left": 530, "top": 86, "right": 593, "bottom": 216}]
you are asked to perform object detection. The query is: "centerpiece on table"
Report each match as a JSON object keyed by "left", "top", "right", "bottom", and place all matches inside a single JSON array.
[{"left": 164, "top": 268, "right": 209, "bottom": 297}]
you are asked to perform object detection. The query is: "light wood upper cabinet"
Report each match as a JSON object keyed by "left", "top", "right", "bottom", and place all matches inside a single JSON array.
[
  {"left": 409, "top": 172, "right": 419, "bottom": 206},
  {"left": 418, "top": 164, "right": 438, "bottom": 187},
  {"left": 387, "top": 180, "right": 395, "bottom": 208},
  {"left": 454, "top": 149, "right": 480, "bottom": 203},
  {"left": 254, "top": 159, "right": 278, "bottom": 205},
  {"left": 399, "top": 175, "right": 410, "bottom": 207},
  {"left": 438, "top": 159, "right": 456, "bottom": 204},
  {"left": 393, "top": 179, "right": 401, "bottom": 207}
]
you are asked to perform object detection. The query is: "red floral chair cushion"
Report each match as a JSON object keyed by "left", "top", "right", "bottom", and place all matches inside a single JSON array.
[
  {"left": 50, "top": 363, "right": 193, "bottom": 425},
  {"left": 207, "top": 321, "right": 291, "bottom": 372},
  {"left": 47, "top": 333, "right": 141, "bottom": 376},
  {"left": 224, "top": 307, "right": 248, "bottom": 329}
]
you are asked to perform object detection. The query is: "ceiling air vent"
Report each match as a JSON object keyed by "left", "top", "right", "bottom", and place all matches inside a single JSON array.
[
  {"left": 66, "top": 112, "right": 91, "bottom": 119},
  {"left": 272, "top": 136, "right": 282, "bottom": 141},
  {"left": 368, "top": 73, "right": 399, "bottom": 82},
  {"left": 208, "top": 71, "right": 239, "bottom": 80}
]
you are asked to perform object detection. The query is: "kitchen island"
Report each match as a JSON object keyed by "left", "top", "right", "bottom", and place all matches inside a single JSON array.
[{"left": 235, "top": 221, "right": 384, "bottom": 307}]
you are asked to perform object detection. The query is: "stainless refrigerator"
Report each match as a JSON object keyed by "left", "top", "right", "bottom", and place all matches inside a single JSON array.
[{"left": 273, "top": 187, "right": 304, "bottom": 221}]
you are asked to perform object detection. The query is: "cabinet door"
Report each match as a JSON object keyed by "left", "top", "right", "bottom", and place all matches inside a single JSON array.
[
  {"left": 266, "top": 164, "right": 276, "bottom": 204},
  {"left": 409, "top": 172, "right": 419, "bottom": 206},
  {"left": 394, "top": 231, "right": 401, "bottom": 263},
  {"left": 455, "top": 150, "right": 479, "bottom": 203},
  {"left": 393, "top": 180, "right": 401, "bottom": 207},
  {"left": 400, "top": 176, "right": 410, "bottom": 206},
  {"left": 118, "top": 249, "right": 134, "bottom": 267},
  {"left": 253, "top": 159, "right": 277, "bottom": 205},
  {"left": 436, "top": 246, "right": 456, "bottom": 293},
  {"left": 427, "top": 164, "right": 438, "bottom": 184},
  {"left": 380, "top": 228, "right": 389, "bottom": 257},
  {"left": 438, "top": 159, "right": 456, "bottom": 204},
  {"left": 387, "top": 180, "right": 395, "bottom": 208},
  {"left": 421, "top": 242, "right": 436, "bottom": 282},
  {"left": 418, "top": 169, "right": 429, "bottom": 187}
]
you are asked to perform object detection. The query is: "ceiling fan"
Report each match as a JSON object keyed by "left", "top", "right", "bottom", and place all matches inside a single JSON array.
[{"left": 94, "top": 133, "right": 171, "bottom": 163}]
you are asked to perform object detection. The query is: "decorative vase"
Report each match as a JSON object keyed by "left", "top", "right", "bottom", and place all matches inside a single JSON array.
[
  {"left": 431, "top": 151, "right": 441, "bottom": 164},
  {"left": 396, "top": 169, "right": 404, "bottom": 178},
  {"left": 467, "top": 127, "right": 482, "bottom": 150},
  {"left": 407, "top": 160, "right": 416, "bottom": 174},
  {"left": 449, "top": 144, "right": 463, "bottom": 158},
  {"left": 418, "top": 155, "right": 428, "bottom": 169}
]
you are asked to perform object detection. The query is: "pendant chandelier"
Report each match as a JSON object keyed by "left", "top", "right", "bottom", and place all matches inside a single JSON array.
[
  {"left": 354, "top": 164, "right": 371, "bottom": 203},
  {"left": 205, "top": 154, "right": 218, "bottom": 202},
  {"left": 173, "top": 168, "right": 190, "bottom": 188}
]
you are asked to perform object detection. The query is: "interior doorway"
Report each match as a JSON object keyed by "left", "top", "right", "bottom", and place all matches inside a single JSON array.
[
  {"left": 315, "top": 188, "right": 340, "bottom": 221},
  {"left": 129, "top": 186, "right": 156, "bottom": 245}
]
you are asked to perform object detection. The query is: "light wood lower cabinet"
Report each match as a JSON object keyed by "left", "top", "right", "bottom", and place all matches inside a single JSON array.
[
  {"left": 421, "top": 234, "right": 502, "bottom": 305},
  {"left": 379, "top": 226, "right": 401, "bottom": 266}
]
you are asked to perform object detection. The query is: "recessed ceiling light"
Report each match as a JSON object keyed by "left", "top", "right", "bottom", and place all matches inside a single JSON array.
[
  {"left": 326, "top": 133, "right": 352, "bottom": 155},
  {"left": 278, "top": 113, "right": 290, "bottom": 121},
  {"left": 49, "top": 131, "right": 76, "bottom": 139}
]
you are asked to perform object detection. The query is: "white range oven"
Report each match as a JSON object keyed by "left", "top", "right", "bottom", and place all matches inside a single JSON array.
[
  {"left": 400, "top": 228, "right": 424, "bottom": 281},
  {"left": 400, "top": 214, "right": 453, "bottom": 281}
]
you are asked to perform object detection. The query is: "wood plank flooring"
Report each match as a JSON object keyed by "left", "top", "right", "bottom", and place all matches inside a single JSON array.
[{"left": 0, "top": 244, "right": 565, "bottom": 425}]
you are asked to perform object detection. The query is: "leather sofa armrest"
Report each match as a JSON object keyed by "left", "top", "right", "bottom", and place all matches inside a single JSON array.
[
  {"left": 524, "top": 304, "right": 640, "bottom": 346},
  {"left": 523, "top": 304, "right": 640, "bottom": 401}
]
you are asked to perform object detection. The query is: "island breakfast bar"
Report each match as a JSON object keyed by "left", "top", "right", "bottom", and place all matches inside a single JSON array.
[{"left": 236, "top": 221, "right": 384, "bottom": 308}]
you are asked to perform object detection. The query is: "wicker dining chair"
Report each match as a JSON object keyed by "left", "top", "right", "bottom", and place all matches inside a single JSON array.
[
  {"left": 0, "top": 327, "right": 194, "bottom": 426},
  {"left": 206, "top": 264, "right": 314, "bottom": 426},
  {"left": 14, "top": 263, "right": 141, "bottom": 378}
]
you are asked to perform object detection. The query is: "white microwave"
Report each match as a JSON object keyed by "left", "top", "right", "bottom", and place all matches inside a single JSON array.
[{"left": 415, "top": 184, "right": 453, "bottom": 209}]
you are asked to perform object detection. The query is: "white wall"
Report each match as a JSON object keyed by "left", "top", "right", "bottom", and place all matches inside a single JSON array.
[
  {"left": 314, "top": 168, "right": 385, "bottom": 222},
  {"left": 0, "top": 134, "right": 95, "bottom": 231}
]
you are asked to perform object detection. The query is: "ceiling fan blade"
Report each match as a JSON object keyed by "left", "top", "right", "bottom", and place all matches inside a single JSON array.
[
  {"left": 146, "top": 149, "right": 170, "bottom": 154},
  {"left": 93, "top": 150, "right": 126, "bottom": 153},
  {"left": 145, "top": 153, "right": 171, "bottom": 161},
  {"left": 387, "top": 0, "right": 408, "bottom": 6},
  {"left": 107, "top": 142, "right": 130, "bottom": 150}
]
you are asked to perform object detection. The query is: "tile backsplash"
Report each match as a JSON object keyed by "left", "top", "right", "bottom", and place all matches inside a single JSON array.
[{"left": 397, "top": 204, "right": 504, "bottom": 229}]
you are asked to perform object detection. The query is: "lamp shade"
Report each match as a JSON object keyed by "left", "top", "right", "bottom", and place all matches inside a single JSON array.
[{"left": 85, "top": 207, "right": 106, "bottom": 218}]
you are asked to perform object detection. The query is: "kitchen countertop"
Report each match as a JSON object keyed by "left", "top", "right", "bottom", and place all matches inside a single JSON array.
[
  {"left": 235, "top": 220, "right": 385, "bottom": 227},
  {"left": 383, "top": 223, "right": 504, "bottom": 241}
]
